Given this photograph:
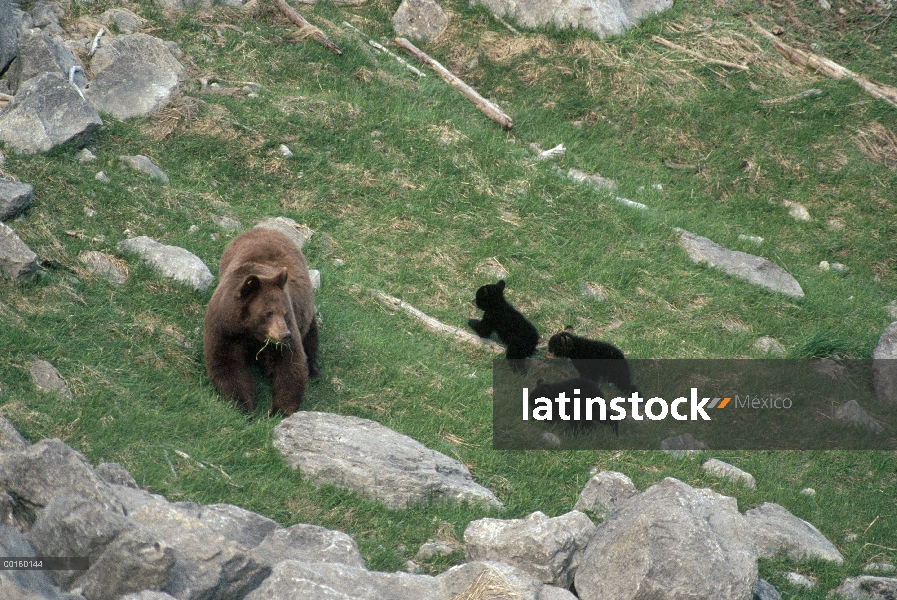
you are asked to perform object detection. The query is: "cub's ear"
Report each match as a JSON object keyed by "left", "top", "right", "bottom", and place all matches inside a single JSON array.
[
  {"left": 496, "top": 280, "right": 506, "bottom": 291},
  {"left": 239, "top": 275, "right": 260, "bottom": 298},
  {"left": 275, "top": 267, "right": 288, "bottom": 289},
  {"left": 563, "top": 325, "right": 574, "bottom": 332},
  {"left": 536, "top": 378, "right": 545, "bottom": 385}
]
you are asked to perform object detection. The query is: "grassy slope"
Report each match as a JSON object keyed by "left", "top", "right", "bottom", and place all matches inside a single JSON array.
[{"left": 1, "top": 0, "right": 896, "bottom": 594}]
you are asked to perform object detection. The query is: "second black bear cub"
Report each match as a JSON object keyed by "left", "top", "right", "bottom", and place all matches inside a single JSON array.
[
  {"left": 468, "top": 280, "right": 539, "bottom": 360},
  {"left": 547, "top": 328, "right": 637, "bottom": 395},
  {"left": 531, "top": 377, "right": 619, "bottom": 435}
]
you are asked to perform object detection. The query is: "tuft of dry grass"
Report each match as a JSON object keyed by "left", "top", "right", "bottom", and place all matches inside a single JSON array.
[
  {"left": 855, "top": 122, "right": 897, "bottom": 168},
  {"left": 451, "top": 568, "right": 529, "bottom": 600},
  {"left": 144, "top": 95, "right": 203, "bottom": 141}
]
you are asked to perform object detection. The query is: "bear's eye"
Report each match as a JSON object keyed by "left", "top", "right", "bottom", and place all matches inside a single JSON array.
[{"left": 266, "top": 310, "right": 274, "bottom": 319}]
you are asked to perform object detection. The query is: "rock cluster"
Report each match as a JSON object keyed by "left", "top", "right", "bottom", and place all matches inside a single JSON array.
[{"left": 3, "top": 415, "right": 894, "bottom": 600}]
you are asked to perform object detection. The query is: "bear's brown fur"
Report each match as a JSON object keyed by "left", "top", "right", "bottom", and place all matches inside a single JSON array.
[{"left": 203, "top": 227, "right": 319, "bottom": 416}]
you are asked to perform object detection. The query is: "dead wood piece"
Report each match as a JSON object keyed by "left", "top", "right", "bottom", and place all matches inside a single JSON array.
[
  {"left": 394, "top": 37, "right": 513, "bottom": 130},
  {"left": 663, "top": 158, "right": 705, "bottom": 172},
  {"left": 370, "top": 289, "right": 505, "bottom": 353},
  {"left": 651, "top": 35, "right": 749, "bottom": 71},
  {"left": 342, "top": 22, "right": 425, "bottom": 78},
  {"left": 759, "top": 88, "right": 823, "bottom": 105},
  {"left": 274, "top": 0, "right": 342, "bottom": 55},
  {"left": 751, "top": 20, "right": 897, "bottom": 108}
]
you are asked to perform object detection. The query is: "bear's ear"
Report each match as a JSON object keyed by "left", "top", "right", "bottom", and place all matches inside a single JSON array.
[
  {"left": 239, "top": 275, "right": 260, "bottom": 298},
  {"left": 536, "top": 378, "right": 545, "bottom": 385},
  {"left": 564, "top": 325, "right": 574, "bottom": 332},
  {"left": 496, "top": 280, "right": 506, "bottom": 291},
  {"left": 275, "top": 267, "right": 288, "bottom": 289}
]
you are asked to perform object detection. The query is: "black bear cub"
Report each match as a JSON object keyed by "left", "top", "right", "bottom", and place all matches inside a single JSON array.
[
  {"left": 468, "top": 280, "right": 539, "bottom": 361},
  {"left": 547, "top": 328, "right": 637, "bottom": 395},
  {"left": 531, "top": 377, "right": 619, "bottom": 435}
]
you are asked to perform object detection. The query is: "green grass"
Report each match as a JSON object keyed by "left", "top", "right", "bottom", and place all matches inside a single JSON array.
[{"left": 2, "top": 0, "right": 896, "bottom": 593}]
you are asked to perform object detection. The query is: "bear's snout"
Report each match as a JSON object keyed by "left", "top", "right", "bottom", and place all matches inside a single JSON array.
[{"left": 280, "top": 330, "right": 292, "bottom": 342}]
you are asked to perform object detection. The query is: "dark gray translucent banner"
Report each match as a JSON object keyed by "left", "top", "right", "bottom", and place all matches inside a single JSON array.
[{"left": 493, "top": 359, "right": 897, "bottom": 450}]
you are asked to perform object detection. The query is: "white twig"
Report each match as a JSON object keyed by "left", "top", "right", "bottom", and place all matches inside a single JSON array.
[
  {"left": 342, "top": 22, "right": 425, "bottom": 78},
  {"left": 89, "top": 28, "right": 105, "bottom": 57}
]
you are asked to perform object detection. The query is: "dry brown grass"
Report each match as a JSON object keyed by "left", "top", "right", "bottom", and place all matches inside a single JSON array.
[
  {"left": 451, "top": 568, "right": 529, "bottom": 600},
  {"left": 855, "top": 122, "right": 897, "bottom": 168},
  {"left": 143, "top": 95, "right": 203, "bottom": 141}
]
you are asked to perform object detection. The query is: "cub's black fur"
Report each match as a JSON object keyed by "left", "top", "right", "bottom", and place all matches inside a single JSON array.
[
  {"left": 531, "top": 377, "right": 619, "bottom": 435},
  {"left": 468, "top": 280, "right": 539, "bottom": 361},
  {"left": 547, "top": 328, "right": 637, "bottom": 395}
]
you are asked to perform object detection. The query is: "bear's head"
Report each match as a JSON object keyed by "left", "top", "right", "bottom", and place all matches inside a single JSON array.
[
  {"left": 237, "top": 267, "right": 294, "bottom": 345},
  {"left": 546, "top": 330, "right": 574, "bottom": 357},
  {"left": 473, "top": 279, "right": 506, "bottom": 310}
]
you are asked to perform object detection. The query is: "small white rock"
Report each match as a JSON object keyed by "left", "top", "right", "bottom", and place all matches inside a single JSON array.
[
  {"left": 819, "top": 261, "right": 831, "bottom": 270},
  {"left": 95, "top": 171, "right": 110, "bottom": 182},
  {"left": 278, "top": 144, "right": 293, "bottom": 158},
  {"left": 84, "top": 206, "right": 97, "bottom": 217},
  {"left": 541, "top": 431, "right": 562, "bottom": 447},
  {"left": 738, "top": 234, "right": 764, "bottom": 244},
  {"left": 308, "top": 269, "right": 321, "bottom": 291},
  {"left": 800, "top": 488, "right": 816, "bottom": 497},
  {"left": 785, "top": 572, "right": 815, "bottom": 588}
]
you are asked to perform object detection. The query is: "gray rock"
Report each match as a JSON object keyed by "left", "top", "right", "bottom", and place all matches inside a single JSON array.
[
  {"left": 0, "top": 416, "right": 29, "bottom": 451},
  {"left": 541, "top": 584, "right": 579, "bottom": 600},
  {"left": 573, "top": 470, "right": 638, "bottom": 519},
  {"left": 272, "top": 411, "right": 503, "bottom": 510},
  {"left": 77, "top": 148, "right": 96, "bottom": 162},
  {"left": 0, "top": 525, "right": 81, "bottom": 600},
  {"left": 574, "top": 477, "right": 757, "bottom": 600},
  {"left": 864, "top": 563, "right": 896, "bottom": 575},
  {"left": 567, "top": 168, "right": 617, "bottom": 191},
  {"left": 211, "top": 215, "right": 241, "bottom": 231},
  {"left": 254, "top": 217, "right": 313, "bottom": 251},
  {"left": 0, "top": 438, "right": 125, "bottom": 526},
  {"left": 25, "top": 493, "right": 173, "bottom": 593},
  {"left": 785, "top": 572, "right": 815, "bottom": 588},
  {"left": 244, "top": 560, "right": 440, "bottom": 600},
  {"left": 464, "top": 510, "right": 594, "bottom": 588},
  {"left": 28, "top": 359, "right": 73, "bottom": 399},
  {"left": 702, "top": 458, "right": 757, "bottom": 488},
  {"left": 660, "top": 432, "right": 709, "bottom": 457},
  {"left": 73, "top": 526, "right": 177, "bottom": 599},
  {"left": 754, "top": 336, "right": 785, "bottom": 355},
  {"left": 118, "top": 236, "right": 214, "bottom": 292},
  {"left": 119, "top": 155, "right": 170, "bottom": 183},
  {"left": 94, "top": 462, "right": 138, "bottom": 489},
  {"left": 579, "top": 282, "right": 607, "bottom": 301},
  {"left": 308, "top": 268, "right": 320, "bottom": 291},
  {"left": 189, "top": 503, "right": 279, "bottom": 550},
  {"left": 677, "top": 230, "right": 804, "bottom": 298},
  {"left": 80, "top": 250, "right": 127, "bottom": 285},
  {"left": 0, "top": 72, "right": 103, "bottom": 155},
  {"left": 392, "top": 0, "right": 450, "bottom": 43},
  {"left": 437, "top": 561, "right": 543, "bottom": 600},
  {"left": 0, "top": 180, "right": 34, "bottom": 221},
  {"left": 85, "top": 34, "right": 187, "bottom": 120},
  {"left": 6, "top": 28, "right": 82, "bottom": 94},
  {"left": 98, "top": 8, "right": 146, "bottom": 34},
  {"left": 109, "top": 483, "right": 170, "bottom": 514},
  {"left": 834, "top": 400, "right": 884, "bottom": 434},
  {"left": 120, "top": 592, "right": 179, "bottom": 600},
  {"left": 253, "top": 523, "right": 366, "bottom": 569},
  {"left": 829, "top": 576, "right": 897, "bottom": 599},
  {"left": 783, "top": 200, "right": 811, "bottom": 221},
  {"left": 471, "top": 0, "right": 672, "bottom": 39},
  {"left": 753, "top": 578, "right": 782, "bottom": 600},
  {"left": 0, "top": 222, "right": 40, "bottom": 282},
  {"left": 152, "top": 0, "right": 212, "bottom": 10},
  {"left": 872, "top": 322, "right": 897, "bottom": 404},
  {"left": 0, "top": 0, "right": 16, "bottom": 73},
  {"left": 475, "top": 257, "right": 508, "bottom": 279},
  {"left": 128, "top": 502, "right": 270, "bottom": 600},
  {"left": 415, "top": 540, "right": 455, "bottom": 561},
  {"left": 541, "top": 431, "right": 562, "bottom": 447},
  {"left": 744, "top": 502, "right": 843, "bottom": 563},
  {"left": 95, "top": 171, "right": 110, "bottom": 182}
]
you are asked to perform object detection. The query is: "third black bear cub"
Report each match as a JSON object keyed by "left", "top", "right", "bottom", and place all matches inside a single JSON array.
[
  {"left": 531, "top": 377, "right": 619, "bottom": 435},
  {"left": 547, "top": 328, "right": 637, "bottom": 395},
  {"left": 468, "top": 280, "right": 539, "bottom": 360}
]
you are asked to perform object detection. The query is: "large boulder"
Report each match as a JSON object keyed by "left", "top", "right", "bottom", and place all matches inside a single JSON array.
[
  {"left": 0, "top": 0, "right": 16, "bottom": 73},
  {"left": 85, "top": 33, "right": 187, "bottom": 119},
  {"left": 463, "top": 510, "right": 595, "bottom": 588},
  {"left": 574, "top": 477, "right": 757, "bottom": 600},
  {"left": 272, "top": 411, "right": 503, "bottom": 510},
  {"left": 0, "top": 179, "right": 33, "bottom": 221},
  {"left": 5, "top": 29, "right": 83, "bottom": 94},
  {"left": 253, "top": 523, "right": 366, "bottom": 569},
  {"left": 392, "top": 0, "right": 450, "bottom": 43},
  {"left": 743, "top": 502, "right": 843, "bottom": 564},
  {"left": 0, "top": 221, "right": 40, "bottom": 283},
  {"left": 573, "top": 470, "right": 638, "bottom": 519},
  {"left": 0, "top": 72, "right": 102, "bottom": 154},
  {"left": 117, "top": 236, "right": 214, "bottom": 292},
  {"left": 470, "top": 0, "right": 672, "bottom": 39}
]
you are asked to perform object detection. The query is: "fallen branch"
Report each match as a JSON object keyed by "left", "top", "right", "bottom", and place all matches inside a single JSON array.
[
  {"left": 751, "top": 20, "right": 897, "bottom": 108},
  {"left": 273, "top": 0, "right": 342, "bottom": 56},
  {"left": 342, "top": 22, "right": 425, "bottom": 78},
  {"left": 393, "top": 37, "right": 513, "bottom": 130},
  {"left": 369, "top": 289, "right": 505, "bottom": 353},
  {"left": 651, "top": 35, "right": 749, "bottom": 71},
  {"left": 759, "top": 88, "right": 823, "bottom": 106}
]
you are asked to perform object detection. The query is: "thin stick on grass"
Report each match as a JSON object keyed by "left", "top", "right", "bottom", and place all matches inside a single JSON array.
[
  {"left": 342, "top": 22, "right": 425, "bottom": 78},
  {"left": 369, "top": 289, "right": 506, "bottom": 353},
  {"left": 750, "top": 20, "right": 897, "bottom": 108},
  {"left": 651, "top": 35, "right": 750, "bottom": 71},
  {"left": 273, "top": 0, "right": 342, "bottom": 56},
  {"left": 393, "top": 37, "right": 513, "bottom": 130}
]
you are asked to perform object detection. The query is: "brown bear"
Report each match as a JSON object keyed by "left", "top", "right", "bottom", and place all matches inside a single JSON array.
[{"left": 203, "top": 227, "right": 319, "bottom": 416}]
